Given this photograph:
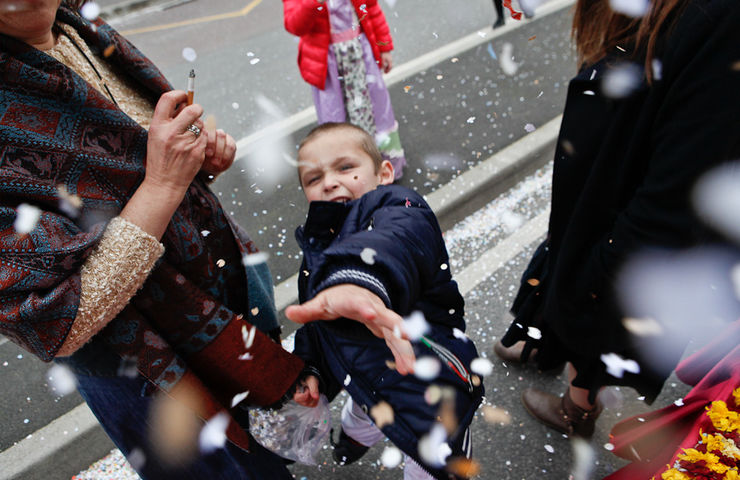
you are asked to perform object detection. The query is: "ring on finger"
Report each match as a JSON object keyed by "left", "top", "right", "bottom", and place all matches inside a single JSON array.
[{"left": 186, "top": 124, "right": 201, "bottom": 138}]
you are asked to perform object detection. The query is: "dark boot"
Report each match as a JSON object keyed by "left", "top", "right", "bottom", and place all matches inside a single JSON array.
[
  {"left": 330, "top": 428, "right": 370, "bottom": 465},
  {"left": 521, "top": 388, "right": 602, "bottom": 438},
  {"left": 493, "top": 340, "right": 565, "bottom": 374}
]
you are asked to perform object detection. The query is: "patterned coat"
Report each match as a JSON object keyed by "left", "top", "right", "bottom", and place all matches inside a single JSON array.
[{"left": 0, "top": 6, "right": 303, "bottom": 446}]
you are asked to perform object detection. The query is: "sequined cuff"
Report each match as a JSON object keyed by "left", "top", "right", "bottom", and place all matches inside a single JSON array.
[{"left": 56, "top": 217, "right": 165, "bottom": 356}]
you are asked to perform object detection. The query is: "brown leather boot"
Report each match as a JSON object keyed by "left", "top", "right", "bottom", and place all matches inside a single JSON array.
[
  {"left": 521, "top": 388, "right": 602, "bottom": 438},
  {"left": 493, "top": 341, "right": 565, "bottom": 374}
]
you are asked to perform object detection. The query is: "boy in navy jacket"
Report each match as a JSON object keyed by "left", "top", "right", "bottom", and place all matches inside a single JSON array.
[{"left": 289, "top": 123, "right": 484, "bottom": 480}]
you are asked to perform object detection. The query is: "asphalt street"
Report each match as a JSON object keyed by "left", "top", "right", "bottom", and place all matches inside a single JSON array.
[{"left": 0, "top": 1, "right": 694, "bottom": 479}]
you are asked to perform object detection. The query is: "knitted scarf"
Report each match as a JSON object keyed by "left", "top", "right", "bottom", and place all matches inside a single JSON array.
[{"left": 0, "top": 6, "right": 302, "bottom": 438}]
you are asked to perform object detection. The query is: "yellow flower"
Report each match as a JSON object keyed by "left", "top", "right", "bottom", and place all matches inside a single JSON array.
[
  {"left": 678, "top": 448, "right": 729, "bottom": 474},
  {"left": 707, "top": 401, "right": 740, "bottom": 433},
  {"left": 726, "top": 469, "right": 739, "bottom": 480},
  {"left": 661, "top": 468, "right": 691, "bottom": 480},
  {"left": 703, "top": 432, "right": 740, "bottom": 460},
  {"left": 733, "top": 388, "right": 740, "bottom": 408}
]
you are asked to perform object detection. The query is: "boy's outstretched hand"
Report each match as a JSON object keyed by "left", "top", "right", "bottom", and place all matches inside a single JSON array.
[
  {"left": 293, "top": 375, "right": 320, "bottom": 408},
  {"left": 285, "top": 284, "right": 416, "bottom": 375}
]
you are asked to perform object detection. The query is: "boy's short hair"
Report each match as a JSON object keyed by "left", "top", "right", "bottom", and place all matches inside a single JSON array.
[{"left": 298, "top": 122, "right": 383, "bottom": 172}]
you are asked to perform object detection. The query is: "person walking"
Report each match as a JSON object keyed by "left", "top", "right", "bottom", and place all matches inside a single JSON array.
[{"left": 494, "top": 0, "right": 740, "bottom": 439}]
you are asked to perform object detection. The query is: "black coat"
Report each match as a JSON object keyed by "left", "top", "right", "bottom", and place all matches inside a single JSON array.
[
  {"left": 502, "top": 0, "right": 740, "bottom": 402},
  {"left": 293, "top": 185, "right": 483, "bottom": 478}
]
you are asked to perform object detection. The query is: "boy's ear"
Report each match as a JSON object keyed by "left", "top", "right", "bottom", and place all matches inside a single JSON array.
[{"left": 378, "top": 160, "right": 394, "bottom": 185}]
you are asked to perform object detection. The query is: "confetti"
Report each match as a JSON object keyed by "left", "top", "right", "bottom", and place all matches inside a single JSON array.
[
  {"left": 47, "top": 364, "right": 77, "bottom": 396},
  {"left": 674, "top": 398, "right": 685, "bottom": 407},
  {"left": 544, "top": 444, "right": 555, "bottom": 453},
  {"left": 242, "top": 251, "right": 270, "bottom": 266},
  {"left": 524, "top": 123, "right": 536, "bottom": 133},
  {"left": 601, "top": 352, "right": 640, "bottom": 378},
  {"left": 604, "top": 442, "right": 615, "bottom": 451},
  {"left": 527, "top": 326, "right": 542, "bottom": 340},
  {"left": 418, "top": 423, "right": 451, "bottom": 467},
  {"left": 414, "top": 356, "right": 441, "bottom": 381},
  {"left": 360, "top": 247, "right": 377, "bottom": 265},
  {"left": 344, "top": 374, "right": 352, "bottom": 386},
  {"left": 199, "top": 412, "right": 229, "bottom": 453},
  {"left": 182, "top": 47, "right": 197, "bottom": 62},
  {"left": 602, "top": 63, "right": 642, "bottom": 98},
  {"left": 622, "top": 316, "right": 664, "bottom": 336},
  {"left": 149, "top": 391, "right": 200, "bottom": 465},
  {"left": 369, "top": 401, "right": 395, "bottom": 428},
  {"left": 231, "top": 390, "right": 250, "bottom": 408},
  {"left": 425, "top": 385, "right": 442, "bottom": 404},
  {"left": 380, "top": 446, "right": 403, "bottom": 468},
  {"left": 216, "top": 259, "right": 226, "bottom": 268},
  {"left": 242, "top": 325, "right": 257, "bottom": 349},
  {"left": 470, "top": 357, "right": 493, "bottom": 376},
  {"left": 238, "top": 353, "right": 253, "bottom": 361},
  {"left": 571, "top": 437, "right": 595, "bottom": 480},
  {"left": 14, "top": 203, "right": 41, "bottom": 234},
  {"left": 201, "top": 230, "right": 211, "bottom": 237},
  {"left": 452, "top": 328, "right": 469, "bottom": 341},
  {"left": 481, "top": 405, "right": 511, "bottom": 425},
  {"left": 102, "top": 44, "right": 115, "bottom": 58},
  {"left": 499, "top": 42, "right": 519, "bottom": 76},
  {"left": 609, "top": 0, "right": 649, "bottom": 17},
  {"left": 448, "top": 458, "right": 481, "bottom": 477},
  {"left": 250, "top": 58, "right": 260, "bottom": 65},
  {"left": 57, "top": 184, "right": 83, "bottom": 218},
  {"left": 80, "top": 2, "right": 100, "bottom": 19},
  {"left": 402, "top": 311, "right": 429, "bottom": 340}
]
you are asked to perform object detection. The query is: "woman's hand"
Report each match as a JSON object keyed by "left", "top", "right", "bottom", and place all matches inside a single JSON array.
[
  {"left": 120, "top": 90, "right": 207, "bottom": 240},
  {"left": 144, "top": 90, "right": 207, "bottom": 194},
  {"left": 293, "top": 375, "right": 320, "bottom": 408},
  {"left": 201, "top": 128, "right": 237, "bottom": 176},
  {"left": 285, "top": 284, "right": 416, "bottom": 375},
  {"left": 380, "top": 52, "right": 393, "bottom": 73}
]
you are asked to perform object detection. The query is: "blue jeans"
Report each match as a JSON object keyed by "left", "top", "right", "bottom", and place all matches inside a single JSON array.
[{"left": 73, "top": 370, "right": 293, "bottom": 480}]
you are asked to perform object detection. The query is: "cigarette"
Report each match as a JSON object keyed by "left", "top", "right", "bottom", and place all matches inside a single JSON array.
[{"left": 187, "top": 69, "right": 195, "bottom": 106}]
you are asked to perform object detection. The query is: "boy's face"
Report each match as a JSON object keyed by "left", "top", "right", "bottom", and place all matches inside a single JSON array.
[{"left": 298, "top": 130, "right": 394, "bottom": 203}]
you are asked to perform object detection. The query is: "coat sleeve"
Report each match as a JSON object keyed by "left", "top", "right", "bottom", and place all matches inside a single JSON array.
[
  {"left": 283, "top": 0, "right": 325, "bottom": 37},
  {"left": 311, "top": 189, "right": 449, "bottom": 315},
  {"left": 366, "top": 0, "right": 394, "bottom": 52},
  {"left": 573, "top": 3, "right": 740, "bottom": 311}
]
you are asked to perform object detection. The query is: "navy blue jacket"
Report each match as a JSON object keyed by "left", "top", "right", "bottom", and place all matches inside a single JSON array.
[{"left": 294, "top": 185, "right": 483, "bottom": 479}]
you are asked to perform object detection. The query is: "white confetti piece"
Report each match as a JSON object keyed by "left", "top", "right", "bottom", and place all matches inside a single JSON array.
[
  {"left": 199, "top": 412, "right": 229, "bottom": 453},
  {"left": 524, "top": 123, "right": 536, "bottom": 133},
  {"left": 231, "top": 390, "right": 250, "bottom": 408},
  {"left": 14, "top": 203, "right": 41, "bottom": 234},
  {"left": 369, "top": 401, "right": 395, "bottom": 428},
  {"left": 674, "top": 398, "right": 684, "bottom": 407},
  {"left": 651, "top": 59, "right": 663, "bottom": 81},
  {"left": 80, "top": 2, "right": 100, "bottom": 19},
  {"left": 232, "top": 102, "right": 240, "bottom": 109},
  {"left": 344, "top": 374, "right": 352, "bottom": 386},
  {"left": 242, "top": 251, "right": 270, "bottom": 266},
  {"left": 603, "top": 442, "right": 615, "bottom": 451},
  {"left": 602, "top": 63, "right": 642, "bottom": 98},
  {"left": 238, "top": 352, "right": 253, "bottom": 361},
  {"left": 57, "top": 185, "right": 82, "bottom": 218},
  {"left": 601, "top": 352, "right": 640, "bottom": 378},
  {"left": 470, "top": 357, "right": 493, "bottom": 376},
  {"left": 418, "top": 423, "right": 451, "bottom": 467},
  {"left": 402, "top": 311, "right": 429, "bottom": 340},
  {"left": 360, "top": 247, "right": 377, "bottom": 265},
  {"left": 693, "top": 163, "right": 740, "bottom": 243},
  {"left": 414, "top": 356, "right": 441, "bottom": 381},
  {"left": 499, "top": 42, "right": 519, "bottom": 76},
  {"left": 583, "top": 90, "right": 596, "bottom": 96},
  {"left": 544, "top": 444, "right": 555, "bottom": 453},
  {"left": 453, "top": 328, "right": 469, "bottom": 341},
  {"left": 466, "top": 116, "right": 476, "bottom": 124},
  {"left": 242, "top": 325, "right": 257, "bottom": 349},
  {"left": 182, "top": 47, "right": 197, "bottom": 62},
  {"left": 527, "top": 326, "right": 542, "bottom": 340},
  {"left": 201, "top": 230, "right": 211, "bottom": 237},
  {"left": 216, "top": 259, "right": 226, "bottom": 268},
  {"left": 571, "top": 438, "right": 595, "bottom": 480},
  {"left": 623, "top": 316, "right": 664, "bottom": 336},
  {"left": 250, "top": 58, "right": 260, "bottom": 65},
  {"left": 47, "top": 364, "right": 77, "bottom": 396},
  {"left": 380, "top": 446, "right": 403, "bottom": 468},
  {"left": 609, "top": 0, "right": 649, "bottom": 17}
]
